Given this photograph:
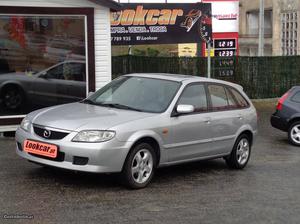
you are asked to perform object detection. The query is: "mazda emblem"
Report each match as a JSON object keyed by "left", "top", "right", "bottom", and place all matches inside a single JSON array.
[{"left": 43, "top": 129, "right": 51, "bottom": 138}]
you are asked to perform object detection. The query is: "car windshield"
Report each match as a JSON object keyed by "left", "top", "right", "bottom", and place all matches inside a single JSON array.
[{"left": 83, "top": 76, "right": 181, "bottom": 113}]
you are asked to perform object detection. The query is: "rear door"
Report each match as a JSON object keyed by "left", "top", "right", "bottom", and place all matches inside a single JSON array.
[{"left": 207, "top": 84, "right": 243, "bottom": 155}]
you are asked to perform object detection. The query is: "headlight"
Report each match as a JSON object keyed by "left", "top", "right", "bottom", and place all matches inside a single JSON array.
[
  {"left": 20, "top": 118, "right": 31, "bottom": 132},
  {"left": 72, "top": 130, "right": 115, "bottom": 143}
]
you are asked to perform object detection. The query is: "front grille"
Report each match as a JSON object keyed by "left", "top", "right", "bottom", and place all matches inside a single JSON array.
[
  {"left": 33, "top": 125, "right": 69, "bottom": 140},
  {"left": 28, "top": 151, "right": 65, "bottom": 162}
]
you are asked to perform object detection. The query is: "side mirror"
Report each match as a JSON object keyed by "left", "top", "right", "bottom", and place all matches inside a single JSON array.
[
  {"left": 176, "top": 104, "right": 195, "bottom": 114},
  {"left": 87, "top": 91, "right": 95, "bottom": 97}
]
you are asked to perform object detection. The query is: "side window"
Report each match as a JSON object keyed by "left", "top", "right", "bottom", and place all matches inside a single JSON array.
[
  {"left": 45, "top": 62, "right": 86, "bottom": 81},
  {"left": 230, "top": 88, "right": 249, "bottom": 108},
  {"left": 64, "top": 63, "right": 86, "bottom": 82},
  {"left": 208, "top": 85, "right": 229, "bottom": 111},
  {"left": 291, "top": 91, "right": 300, "bottom": 103},
  {"left": 178, "top": 84, "right": 208, "bottom": 112},
  {"left": 45, "top": 64, "right": 63, "bottom": 79}
]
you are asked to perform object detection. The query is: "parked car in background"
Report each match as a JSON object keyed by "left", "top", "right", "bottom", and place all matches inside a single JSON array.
[
  {"left": 271, "top": 86, "right": 300, "bottom": 146},
  {"left": 0, "top": 60, "right": 86, "bottom": 113},
  {"left": 16, "top": 74, "right": 257, "bottom": 189}
]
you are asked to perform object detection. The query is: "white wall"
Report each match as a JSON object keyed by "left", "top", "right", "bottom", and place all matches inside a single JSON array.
[{"left": 0, "top": 0, "right": 112, "bottom": 90}]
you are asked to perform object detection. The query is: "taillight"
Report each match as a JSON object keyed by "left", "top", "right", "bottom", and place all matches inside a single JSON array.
[{"left": 276, "top": 92, "right": 290, "bottom": 110}]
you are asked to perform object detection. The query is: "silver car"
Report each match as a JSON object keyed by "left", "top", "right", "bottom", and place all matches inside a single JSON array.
[{"left": 16, "top": 74, "right": 257, "bottom": 189}]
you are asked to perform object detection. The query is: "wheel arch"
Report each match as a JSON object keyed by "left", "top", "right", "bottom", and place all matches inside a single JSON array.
[
  {"left": 0, "top": 81, "right": 26, "bottom": 98},
  {"left": 238, "top": 130, "right": 253, "bottom": 146},
  {"left": 123, "top": 133, "right": 163, "bottom": 170},
  {"left": 235, "top": 125, "right": 255, "bottom": 147},
  {"left": 287, "top": 115, "right": 300, "bottom": 127}
]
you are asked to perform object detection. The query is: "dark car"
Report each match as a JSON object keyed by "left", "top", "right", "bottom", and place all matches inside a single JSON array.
[
  {"left": 271, "top": 86, "right": 300, "bottom": 145},
  {"left": 0, "top": 60, "right": 86, "bottom": 114}
]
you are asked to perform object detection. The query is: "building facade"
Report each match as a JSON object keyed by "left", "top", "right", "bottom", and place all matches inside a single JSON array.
[
  {"left": 0, "top": 0, "right": 121, "bottom": 131},
  {"left": 239, "top": 0, "right": 300, "bottom": 56}
]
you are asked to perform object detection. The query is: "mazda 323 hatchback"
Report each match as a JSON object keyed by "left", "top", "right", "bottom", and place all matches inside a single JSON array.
[{"left": 16, "top": 74, "right": 257, "bottom": 189}]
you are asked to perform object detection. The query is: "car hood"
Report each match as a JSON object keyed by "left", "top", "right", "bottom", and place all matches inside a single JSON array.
[
  {"left": 31, "top": 103, "right": 156, "bottom": 131},
  {"left": 0, "top": 72, "right": 26, "bottom": 79}
]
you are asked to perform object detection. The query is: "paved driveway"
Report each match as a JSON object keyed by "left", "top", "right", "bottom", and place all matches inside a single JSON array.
[{"left": 0, "top": 102, "right": 299, "bottom": 224}]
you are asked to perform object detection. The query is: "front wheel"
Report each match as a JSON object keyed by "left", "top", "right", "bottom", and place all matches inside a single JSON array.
[
  {"left": 121, "top": 143, "right": 156, "bottom": 189},
  {"left": 225, "top": 134, "right": 251, "bottom": 169},
  {"left": 2, "top": 86, "right": 25, "bottom": 110}
]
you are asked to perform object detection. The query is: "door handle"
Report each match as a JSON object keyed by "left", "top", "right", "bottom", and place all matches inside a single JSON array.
[{"left": 237, "top": 115, "right": 243, "bottom": 120}]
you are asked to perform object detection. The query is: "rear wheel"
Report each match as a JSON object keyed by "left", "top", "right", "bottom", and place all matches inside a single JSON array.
[
  {"left": 225, "top": 134, "right": 251, "bottom": 169},
  {"left": 121, "top": 143, "right": 156, "bottom": 189},
  {"left": 288, "top": 121, "right": 300, "bottom": 146}
]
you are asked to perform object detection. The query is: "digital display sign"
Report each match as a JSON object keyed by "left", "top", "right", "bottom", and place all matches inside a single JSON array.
[{"left": 214, "top": 39, "right": 236, "bottom": 49}]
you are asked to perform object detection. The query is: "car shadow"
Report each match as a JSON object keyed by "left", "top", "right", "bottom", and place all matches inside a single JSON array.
[
  {"left": 154, "top": 159, "right": 235, "bottom": 181},
  {"left": 27, "top": 164, "right": 123, "bottom": 190},
  {"left": 25, "top": 158, "right": 236, "bottom": 190}
]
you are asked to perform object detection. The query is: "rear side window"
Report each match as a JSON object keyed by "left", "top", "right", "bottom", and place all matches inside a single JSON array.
[
  {"left": 230, "top": 88, "right": 249, "bottom": 108},
  {"left": 208, "top": 85, "right": 229, "bottom": 111},
  {"left": 178, "top": 83, "right": 208, "bottom": 112},
  {"left": 225, "top": 87, "right": 239, "bottom": 109},
  {"left": 291, "top": 91, "right": 300, "bottom": 103}
]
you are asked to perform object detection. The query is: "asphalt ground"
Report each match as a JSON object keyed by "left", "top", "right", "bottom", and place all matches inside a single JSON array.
[{"left": 0, "top": 101, "right": 299, "bottom": 224}]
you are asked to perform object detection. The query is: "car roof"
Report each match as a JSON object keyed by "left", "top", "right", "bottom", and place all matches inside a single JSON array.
[{"left": 125, "top": 73, "right": 243, "bottom": 90}]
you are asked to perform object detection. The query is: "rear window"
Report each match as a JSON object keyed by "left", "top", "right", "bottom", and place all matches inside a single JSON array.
[{"left": 291, "top": 91, "right": 300, "bottom": 103}]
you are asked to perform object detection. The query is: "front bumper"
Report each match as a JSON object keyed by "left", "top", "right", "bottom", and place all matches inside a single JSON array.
[
  {"left": 270, "top": 113, "right": 288, "bottom": 132},
  {"left": 15, "top": 127, "right": 131, "bottom": 173}
]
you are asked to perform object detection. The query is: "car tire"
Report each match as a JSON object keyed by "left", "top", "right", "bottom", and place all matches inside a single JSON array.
[
  {"left": 288, "top": 121, "right": 300, "bottom": 146},
  {"left": 1, "top": 86, "right": 25, "bottom": 110},
  {"left": 225, "top": 134, "right": 251, "bottom": 169},
  {"left": 121, "top": 143, "right": 156, "bottom": 189}
]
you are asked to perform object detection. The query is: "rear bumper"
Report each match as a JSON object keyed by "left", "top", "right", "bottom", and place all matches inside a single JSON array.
[{"left": 270, "top": 114, "right": 288, "bottom": 132}]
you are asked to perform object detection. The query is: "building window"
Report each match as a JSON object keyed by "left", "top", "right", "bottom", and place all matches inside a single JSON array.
[
  {"left": 0, "top": 15, "right": 87, "bottom": 117},
  {"left": 246, "top": 9, "right": 272, "bottom": 37},
  {"left": 281, "top": 12, "right": 298, "bottom": 56}
]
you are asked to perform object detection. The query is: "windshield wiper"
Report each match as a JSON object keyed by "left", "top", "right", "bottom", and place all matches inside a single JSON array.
[
  {"left": 100, "top": 103, "right": 143, "bottom": 112},
  {"left": 81, "top": 99, "right": 96, "bottom": 105}
]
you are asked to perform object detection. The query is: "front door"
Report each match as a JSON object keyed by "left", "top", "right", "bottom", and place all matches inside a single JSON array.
[{"left": 168, "top": 83, "right": 212, "bottom": 162}]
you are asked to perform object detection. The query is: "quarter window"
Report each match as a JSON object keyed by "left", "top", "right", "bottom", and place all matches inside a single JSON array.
[
  {"left": 225, "top": 87, "right": 238, "bottom": 109},
  {"left": 230, "top": 88, "right": 249, "bottom": 108},
  {"left": 178, "top": 84, "right": 208, "bottom": 112}
]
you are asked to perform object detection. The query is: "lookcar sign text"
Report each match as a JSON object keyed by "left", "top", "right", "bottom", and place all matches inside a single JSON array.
[{"left": 110, "top": 3, "right": 212, "bottom": 45}]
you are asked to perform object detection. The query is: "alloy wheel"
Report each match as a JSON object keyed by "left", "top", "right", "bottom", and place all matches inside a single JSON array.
[
  {"left": 131, "top": 149, "right": 153, "bottom": 184},
  {"left": 4, "top": 89, "right": 22, "bottom": 109},
  {"left": 290, "top": 124, "right": 300, "bottom": 144},
  {"left": 236, "top": 138, "right": 250, "bottom": 165}
]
